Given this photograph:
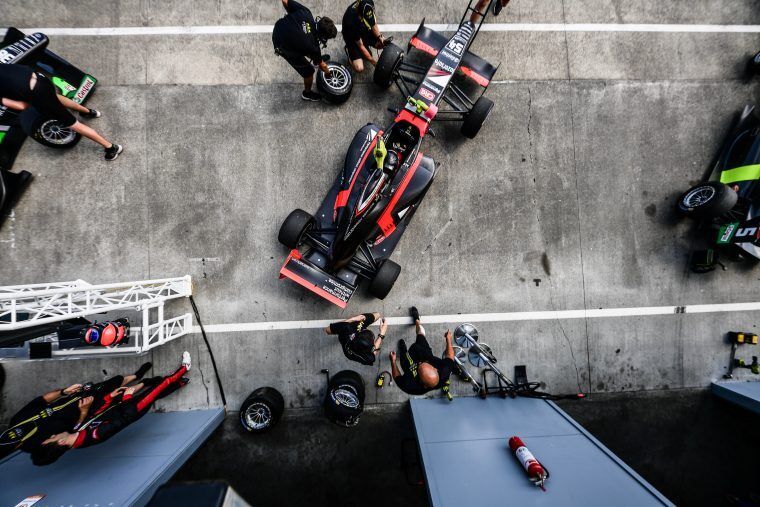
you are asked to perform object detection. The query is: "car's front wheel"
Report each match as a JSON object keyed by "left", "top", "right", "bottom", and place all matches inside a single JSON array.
[
  {"left": 677, "top": 181, "right": 737, "bottom": 218},
  {"left": 316, "top": 62, "right": 353, "bottom": 104},
  {"left": 461, "top": 97, "right": 494, "bottom": 139},
  {"left": 369, "top": 260, "right": 401, "bottom": 299},
  {"left": 32, "top": 119, "right": 81, "bottom": 149},
  {"left": 373, "top": 43, "right": 404, "bottom": 88}
]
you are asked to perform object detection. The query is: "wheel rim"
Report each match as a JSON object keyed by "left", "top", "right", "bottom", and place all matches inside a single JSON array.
[
  {"left": 326, "top": 65, "right": 349, "bottom": 90},
  {"left": 468, "top": 343, "right": 492, "bottom": 368},
  {"left": 333, "top": 388, "right": 360, "bottom": 408},
  {"left": 243, "top": 402, "right": 272, "bottom": 430},
  {"left": 39, "top": 120, "right": 77, "bottom": 145},
  {"left": 682, "top": 185, "right": 716, "bottom": 208}
]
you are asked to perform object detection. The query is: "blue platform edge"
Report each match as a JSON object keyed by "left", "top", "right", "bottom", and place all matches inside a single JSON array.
[
  {"left": 0, "top": 408, "right": 225, "bottom": 507},
  {"left": 712, "top": 380, "right": 760, "bottom": 415},
  {"left": 410, "top": 396, "right": 674, "bottom": 507}
]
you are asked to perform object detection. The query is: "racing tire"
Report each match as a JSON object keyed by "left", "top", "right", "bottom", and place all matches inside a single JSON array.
[
  {"left": 677, "top": 182, "right": 738, "bottom": 218},
  {"left": 31, "top": 119, "right": 82, "bottom": 149},
  {"left": 461, "top": 97, "right": 494, "bottom": 139},
  {"left": 369, "top": 259, "right": 401, "bottom": 300},
  {"left": 316, "top": 62, "right": 353, "bottom": 104},
  {"left": 278, "top": 209, "right": 314, "bottom": 249},
  {"left": 374, "top": 43, "right": 404, "bottom": 88},
  {"left": 324, "top": 370, "right": 365, "bottom": 427},
  {"left": 239, "top": 387, "right": 285, "bottom": 434}
]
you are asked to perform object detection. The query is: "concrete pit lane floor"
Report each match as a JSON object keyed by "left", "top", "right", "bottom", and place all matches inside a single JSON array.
[{"left": 1, "top": 1, "right": 760, "bottom": 505}]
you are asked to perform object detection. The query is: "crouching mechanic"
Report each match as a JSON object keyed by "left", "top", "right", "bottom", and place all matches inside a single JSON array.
[
  {"left": 273, "top": 0, "right": 338, "bottom": 101},
  {"left": 389, "top": 307, "right": 456, "bottom": 395},
  {"left": 0, "top": 63, "right": 123, "bottom": 160},
  {"left": 342, "top": 0, "right": 388, "bottom": 73},
  {"left": 325, "top": 312, "right": 388, "bottom": 365},
  {"left": 32, "top": 353, "right": 191, "bottom": 466}
]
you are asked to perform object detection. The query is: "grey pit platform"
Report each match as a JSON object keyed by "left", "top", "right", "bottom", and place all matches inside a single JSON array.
[
  {"left": 0, "top": 408, "right": 224, "bottom": 507},
  {"left": 410, "top": 396, "right": 673, "bottom": 507},
  {"left": 712, "top": 380, "right": 760, "bottom": 415}
]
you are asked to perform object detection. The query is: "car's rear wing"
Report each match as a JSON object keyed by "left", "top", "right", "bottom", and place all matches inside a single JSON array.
[{"left": 409, "top": 21, "right": 498, "bottom": 88}]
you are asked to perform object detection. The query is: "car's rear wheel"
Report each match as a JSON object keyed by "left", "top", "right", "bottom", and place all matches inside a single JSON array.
[
  {"left": 278, "top": 209, "right": 314, "bottom": 248},
  {"left": 677, "top": 182, "right": 738, "bottom": 218},
  {"left": 317, "top": 62, "right": 353, "bottom": 104},
  {"left": 32, "top": 119, "right": 81, "bottom": 149},
  {"left": 374, "top": 43, "right": 404, "bottom": 88},
  {"left": 369, "top": 260, "right": 401, "bottom": 299},
  {"left": 239, "top": 387, "right": 285, "bottom": 434},
  {"left": 461, "top": 97, "right": 494, "bottom": 139}
]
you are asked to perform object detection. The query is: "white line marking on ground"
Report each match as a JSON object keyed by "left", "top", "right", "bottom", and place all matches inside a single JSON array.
[
  {"left": 22, "top": 23, "right": 760, "bottom": 37},
  {"left": 191, "top": 301, "right": 760, "bottom": 334}
]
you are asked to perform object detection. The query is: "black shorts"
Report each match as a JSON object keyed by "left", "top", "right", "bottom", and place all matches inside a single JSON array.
[
  {"left": 343, "top": 32, "right": 379, "bottom": 61},
  {"left": 29, "top": 73, "right": 76, "bottom": 127},
  {"left": 276, "top": 49, "right": 315, "bottom": 78}
]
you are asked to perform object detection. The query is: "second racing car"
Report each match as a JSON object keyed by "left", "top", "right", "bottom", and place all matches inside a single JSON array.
[{"left": 278, "top": 2, "right": 500, "bottom": 307}]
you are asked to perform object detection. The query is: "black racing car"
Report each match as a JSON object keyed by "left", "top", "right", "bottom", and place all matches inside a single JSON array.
[
  {"left": 677, "top": 105, "right": 760, "bottom": 262},
  {"left": 0, "top": 27, "right": 98, "bottom": 228},
  {"left": 278, "top": 8, "right": 498, "bottom": 307}
]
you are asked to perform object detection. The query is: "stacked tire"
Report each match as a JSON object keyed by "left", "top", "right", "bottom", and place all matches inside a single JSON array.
[
  {"left": 324, "top": 370, "right": 365, "bottom": 427},
  {"left": 239, "top": 387, "right": 285, "bottom": 434}
]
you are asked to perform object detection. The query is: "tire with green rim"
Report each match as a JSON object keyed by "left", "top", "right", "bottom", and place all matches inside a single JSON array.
[
  {"left": 239, "top": 387, "right": 285, "bottom": 434},
  {"left": 677, "top": 181, "right": 737, "bottom": 218}
]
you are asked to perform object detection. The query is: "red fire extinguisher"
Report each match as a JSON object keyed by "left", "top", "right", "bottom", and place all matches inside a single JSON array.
[{"left": 508, "top": 436, "right": 549, "bottom": 490}]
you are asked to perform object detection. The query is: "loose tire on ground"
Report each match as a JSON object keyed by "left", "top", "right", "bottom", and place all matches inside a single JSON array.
[
  {"left": 278, "top": 209, "right": 314, "bottom": 249},
  {"left": 461, "top": 96, "right": 494, "bottom": 139},
  {"left": 676, "top": 181, "right": 738, "bottom": 218},
  {"left": 316, "top": 61, "right": 353, "bottom": 104},
  {"left": 369, "top": 259, "right": 401, "bottom": 300},
  {"left": 373, "top": 43, "right": 404, "bottom": 88},
  {"left": 31, "top": 119, "right": 81, "bottom": 149},
  {"left": 239, "top": 386, "right": 285, "bottom": 434},
  {"left": 324, "top": 370, "right": 365, "bottom": 427}
]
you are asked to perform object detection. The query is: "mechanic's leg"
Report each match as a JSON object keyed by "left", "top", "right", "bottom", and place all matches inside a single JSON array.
[
  {"left": 1, "top": 97, "right": 29, "bottom": 111},
  {"left": 470, "top": 0, "right": 488, "bottom": 23},
  {"left": 70, "top": 121, "right": 112, "bottom": 148},
  {"left": 135, "top": 365, "right": 188, "bottom": 413},
  {"left": 303, "top": 74, "right": 314, "bottom": 92},
  {"left": 57, "top": 95, "right": 89, "bottom": 114}
]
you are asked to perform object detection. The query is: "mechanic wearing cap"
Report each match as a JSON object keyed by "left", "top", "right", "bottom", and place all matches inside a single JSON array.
[
  {"left": 273, "top": 0, "right": 338, "bottom": 101},
  {"left": 1, "top": 362, "right": 153, "bottom": 458},
  {"left": 0, "top": 64, "right": 123, "bottom": 160},
  {"left": 389, "top": 307, "right": 456, "bottom": 395},
  {"left": 325, "top": 312, "right": 388, "bottom": 365},
  {"left": 470, "top": 0, "right": 511, "bottom": 23},
  {"left": 342, "top": 0, "right": 387, "bottom": 73},
  {"left": 33, "top": 353, "right": 191, "bottom": 466}
]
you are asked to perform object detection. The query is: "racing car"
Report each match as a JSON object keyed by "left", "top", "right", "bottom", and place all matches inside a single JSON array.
[
  {"left": 677, "top": 105, "right": 760, "bottom": 263},
  {"left": 1, "top": 27, "right": 98, "bottom": 228},
  {"left": 277, "top": 3, "right": 499, "bottom": 307}
]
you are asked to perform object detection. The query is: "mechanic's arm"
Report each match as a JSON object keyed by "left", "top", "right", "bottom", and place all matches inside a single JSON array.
[
  {"left": 356, "top": 38, "right": 376, "bottom": 65},
  {"left": 319, "top": 59, "right": 330, "bottom": 73},
  {"left": 443, "top": 330, "right": 455, "bottom": 360},
  {"left": 373, "top": 318, "right": 388, "bottom": 356},
  {"left": 280, "top": 0, "right": 288, "bottom": 9},
  {"left": 42, "top": 384, "right": 83, "bottom": 403},
  {"left": 389, "top": 351, "right": 401, "bottom": 379},
  {"left": 73, "top": 396, "right": 94, "bottom": 428},
  {"left": 1, "top": 97, "right": 29, "bottom": 111}
]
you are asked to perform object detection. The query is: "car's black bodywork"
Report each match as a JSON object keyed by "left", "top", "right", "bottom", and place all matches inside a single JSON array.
[
  {"left": 279, "top": 15, "right": 495, "bottom": 306},
  {"left": 680, "top": 105, "right": 760, "bottom": 260},
  {"left": 0, "top": 27, "right": 98, "bottom": 228}
]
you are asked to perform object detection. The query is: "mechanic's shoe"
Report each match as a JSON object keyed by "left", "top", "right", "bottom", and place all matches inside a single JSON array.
[
  {"left": 409, "top": 306, "right": 420, "bottom": 324},
  {"left": 301, "top": 90, "right": 321, "bottom": 102},
  {"left": 182, "top": 351, "right": 192, "bottom": 371},
  {"left": 104, "top": 144, "right": 123, "bottom": 161},
  {"left": 492, "top": 1, "right": 504, "bottom": 15},
  {"left": 81, "top": 108, "right": 101, "bottom": 119},
  {"left": 134, "top": 362, "right": 152, "bottom": 380}
]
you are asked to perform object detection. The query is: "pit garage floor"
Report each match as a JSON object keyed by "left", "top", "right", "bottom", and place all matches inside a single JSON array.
[{"left": 1, "top": 0, "right": 760, "bottom": 503}]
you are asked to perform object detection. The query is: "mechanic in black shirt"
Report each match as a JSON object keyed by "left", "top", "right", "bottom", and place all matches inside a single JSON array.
[
  {"left": 325, "top": 312, "right": 388, "bottom": 365},
  {"left": 390, "top": 307, "right": 456, "bottom": 395},
  {"left": 342, "top": 0, "right": 387, "bottom": 73},
  {"left": 1, "top": 362, "right": 152, "bottom": 458},
  {"left": 272, "top": 0, "right": 338, "bottom": 101},
  {"left": 0, "top": 64, "right": 123, "bottom": 160}
]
